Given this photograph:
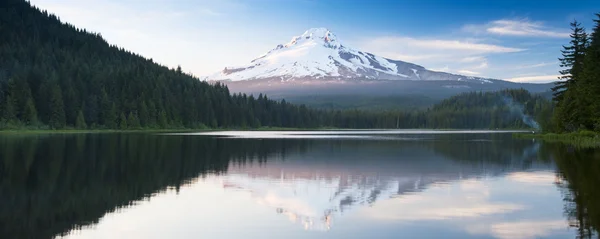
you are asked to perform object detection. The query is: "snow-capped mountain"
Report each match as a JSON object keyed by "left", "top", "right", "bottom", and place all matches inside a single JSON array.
[{"left": 207, "top": 27, "right": 493, "bottom": 84}]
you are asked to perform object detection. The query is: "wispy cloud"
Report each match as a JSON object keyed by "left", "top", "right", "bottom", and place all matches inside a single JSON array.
[
  {"left": 491, "top": 221, "right": 567, "bottom": 239},
  {"left": 474, "top": 61, "right": 489, "bottom": 69},
  {"left": 460, "top": 56, "right": 486, "bottom": 63},
  {"left": 359, "top": 36, "right": 519, "bottom": 77},
  {"left": 505, "top": 74, "right": 561, "bottom": 83},
  {"left": 515, "top": 62, "right": 558, "bottom": 69},
  {"left": 359, "top": 37, "right": 523, "bottom": 66},
  {"left": 506, "top": 172, "right": 557, "bottom": 185},
  {"left": 430, "top": 66, "right": 450, "bottom": 72},
  {"left": 458, "top": 70, "right": 481, "bottom": 75},
  {"left": 366, "top": 37, "right": 524, "bottom": 54},
  {"left": 196, "top": 8, "right": 221, "bottom": 16},
  {"left": 463, "top": 19, "right": 569, "bottom": 38}
]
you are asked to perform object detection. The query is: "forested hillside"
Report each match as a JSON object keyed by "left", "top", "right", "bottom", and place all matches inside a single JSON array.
[
  {"left": 427, "top": 89, "right": 552, "bottom": 129},
  {"left": 551, "top": 15, "right": 600, "bottom": 132},
  {"left": 0, "top": 0, "right": 330, "bottom": 129},
  {"left": 363, "top": 89, "right": 552, "bottom": 130}
]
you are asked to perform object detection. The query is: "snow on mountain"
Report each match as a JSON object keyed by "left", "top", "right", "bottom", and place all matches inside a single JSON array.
[{"left": 207, "top": 27, "right": 493, "bottom": 84}]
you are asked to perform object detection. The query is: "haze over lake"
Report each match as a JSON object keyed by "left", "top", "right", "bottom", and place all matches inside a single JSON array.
[{"left": 0, "top": 131, "right": 598, "bottom": 239}]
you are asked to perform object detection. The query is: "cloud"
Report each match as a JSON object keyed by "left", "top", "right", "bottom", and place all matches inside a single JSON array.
[
  {"left": 359, "top": 36, "right": 523, "bottom": 77},
  {"left": 515, "top": 62, "right": 558, "bottom": 69},
  {"left": 365, "top": 37, "right": 523, "bottom": 54},
  {"left": 464, "top": 19, "right": 569, "bottom": 38},
  {"left": 363, "top": 179, "right": 525, "bottom": 221},
  {"left": 196, "top": 8, "right": 221, "bottom": 16},
  {"left": 460, "top": 56, "right": 486, "bottom": 63},
  {"left": 506, "top": 172, "right": 557, "bottom": 185},
  {"left": 505, "top": 74, "right": 561, "bottom": 83},
  {"left": 474, "top": 61, "right": 489, "bottom": 69},
  {"left": 458, "top": 70, "right": 481, "bottom": 75},
  {"left": 430, "top": 66, "right": 450, "bottom": 72},
  {"left": 465, "top": 220, "right": 568, "bottom": 239},
  {"left": 490, "top": 220, "right": 566, "bottom": 239}
]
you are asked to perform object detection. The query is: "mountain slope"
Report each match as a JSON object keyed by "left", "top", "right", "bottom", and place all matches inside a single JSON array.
[{"left": 209, "top": 27, "right": 492, "bottom": 84}]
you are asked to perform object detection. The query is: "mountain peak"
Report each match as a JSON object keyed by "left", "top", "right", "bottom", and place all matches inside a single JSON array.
[
  {"left": 301, "top": 27, "right": 335, "bottom": 40},
  {"left": 286, "top": 27, "right": 340, "bottom": 49}
]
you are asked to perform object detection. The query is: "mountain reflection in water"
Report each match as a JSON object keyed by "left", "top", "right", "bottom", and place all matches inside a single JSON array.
[{"left": 0, "top": 132, "right": 597, "bottom": 239}]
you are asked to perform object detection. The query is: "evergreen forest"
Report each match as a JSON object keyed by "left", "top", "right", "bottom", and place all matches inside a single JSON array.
[{"left": 551, "top": 14, "right": 600, "bottom": 132}]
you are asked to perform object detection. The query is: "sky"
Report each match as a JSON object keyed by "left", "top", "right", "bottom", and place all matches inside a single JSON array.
[{"left": 29, "top": 0, "right": 600, "bottom": 83}]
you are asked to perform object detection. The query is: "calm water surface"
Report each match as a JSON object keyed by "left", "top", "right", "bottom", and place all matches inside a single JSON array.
[{"left": 0, "top": 131, "right": 598, "bottom": 239}]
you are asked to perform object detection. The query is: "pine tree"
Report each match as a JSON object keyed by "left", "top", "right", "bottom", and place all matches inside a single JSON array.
[
  {"left": 552, "top": 20, "right": 589, "bottom": 131},
  {"left": 23, "top": 98, "right": 38, "bottom": 125},
  {"left": 106, "top": 103, "right": 118, "bottom": 129},
  {"left": 553, "top": 20, "right": 588, "bottom": 101},
  {"left": 127, "top": 112, "right": 141, "bottom": 129},
  {"left": 158, "top": 111, "right": 168, "bottom": 128},
  {"left": 48, "top": 83, "right": 66, "bottom": 129},
  {"left": 2, "top": 95, "right": 17, "bottom": 123},
  {"left": 577, "top": 14, "right": 600, "bottom": 130},
  {"left": 76, "top": 110, "right": 87, "bottom": 129},
  {"left": 139, "top": 101, "right": 149, "bottom": 127},
  {"left": 119, "top": 113, "right": 128, "bottom": 130}
]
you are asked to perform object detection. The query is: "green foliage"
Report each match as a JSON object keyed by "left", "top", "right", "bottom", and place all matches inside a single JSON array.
[
  {"left": 127, "top": 112, "right": 141, "bottom": 129},
  {"left": 578, "top": 14, "right": 600, "bottom": 129},
  {"left": 2, "top": 96, "right": 17, "bottom": 122},
  {"left": 105, "top": 103, "right": 118, "bottom": 129},
  {"left": 48, "top": 83, "right": 66, "bottom": 129},
  {"left": 552, "top": 15, "right": 600, "bottom": 132},
  {"left": 119, "top": 113, "right": 127, "bottom": 130},
  {"left": 158, "top": 111, "right": 168, "bottom": 128},
  {"left": 23, "top": 98, "right": 38, "bottom": 125},
  {"left": 424, "top": 89, "right": 552, "bottom": 130},
  {"left": 75, "top": 110, "right": 87, "bottom": 129},
  {"left": 516, "top": 131, "right": 600, "bottom": 148}
]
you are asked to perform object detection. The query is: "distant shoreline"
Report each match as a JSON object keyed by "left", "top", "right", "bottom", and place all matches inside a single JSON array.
[
  {"left": 0, "top": 128, "right": 532, "bottom": 135},
  {"left": 514, "top": 131, "right": 600, "bottom": 148}
]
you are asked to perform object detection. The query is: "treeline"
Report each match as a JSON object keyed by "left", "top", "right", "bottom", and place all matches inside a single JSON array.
[
  {"left": 0, "top": 0, "right": 549, "bottom": 130},
  {"left": 426, "top": 89, "right": 552, "bottom": 129},
  {"left": 551, "top": 14, "right": 600, "bottom": 132},
  {"left": 293, "top": 89, "right": 550, "bottom": 129}
]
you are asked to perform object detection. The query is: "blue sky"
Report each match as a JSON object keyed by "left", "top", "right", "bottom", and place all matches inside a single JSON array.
[{"left": 30, "top": 0, "right": 600, "bottom": 83}]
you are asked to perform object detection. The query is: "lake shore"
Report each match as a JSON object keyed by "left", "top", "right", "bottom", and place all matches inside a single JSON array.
[
  {"left": 514, "top": 131, "right": 600, "bottom": 148},
  {"left": 0, "top": 127, "right": 342, "bottom": 135}
]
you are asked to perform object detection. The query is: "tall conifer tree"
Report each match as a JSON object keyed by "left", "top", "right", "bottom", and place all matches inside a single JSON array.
[
  {"left": 577, "top": 14, "right": 600, "bottom": 130},
  {"left": 553, "top": 20, "right": 589, "bottom": 131}
]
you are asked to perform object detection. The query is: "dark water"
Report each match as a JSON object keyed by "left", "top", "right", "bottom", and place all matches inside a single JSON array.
[{"left": 0, "top": 131, "right": 598, "bottom": 239}]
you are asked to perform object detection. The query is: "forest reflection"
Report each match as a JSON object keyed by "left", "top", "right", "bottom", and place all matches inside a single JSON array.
[
  {"left": 0, "top": 133, "right": 597, "bottom": 238},
  {"left": 552, "top": 145, "right": 600, "bottom": 239}
]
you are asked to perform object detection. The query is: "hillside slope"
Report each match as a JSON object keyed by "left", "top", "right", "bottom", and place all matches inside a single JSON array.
[{"left": 0, "top": 0, "right": 328, "bottom": 129}]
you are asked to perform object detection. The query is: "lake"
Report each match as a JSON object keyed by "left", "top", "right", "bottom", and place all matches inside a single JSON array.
[{"left": 0, "top": 131, "right": 598, "bottom": 239}]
